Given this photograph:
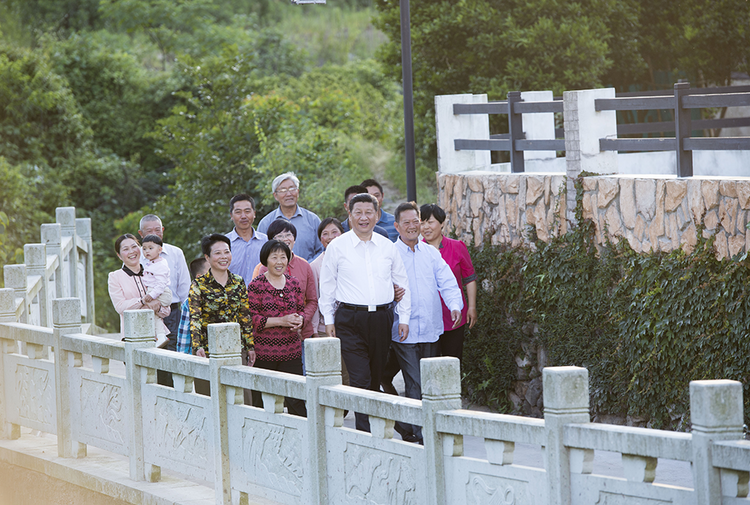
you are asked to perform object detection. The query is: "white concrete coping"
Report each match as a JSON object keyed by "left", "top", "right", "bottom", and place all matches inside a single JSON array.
[
  {"left": 563, "top": 423, "right": 692, "bottom": 461},
  {"left": 543, "top": 366, "right": 589, "bottom": 413},
  {"left": 222, "top": 365, "right": 305, "bottom": 398},
  {"left": 304, "top": 336, "right": 341, "bottom": 376},
  {"left": 60, "top": 333, "right": 125, "bottom": 362},
  {"left": 207, "top": 322, "right": 241, "bottom": 357},
  {"left": 4, "top": 264, "right": 26, "bottom": 290},
  {"left": 55, "top": 207, "right": 77, "bottom": 230},
  {"left": 134, "top": 348, "right": 210, "bottom": 381},
  {"left": 40, "top": 223, "right": 62, "bottom": 246},
  {"left": 0, "top": 322, "right": 54, "bottom": 345},
  {"left": 713, "top": 440, "right": 750, "bottom": 471},
  {"left": 24, "top": 244, "right": 46, "bottom": 268},
  {"left": 436, "top": 410, "right": 545, "bottom": 445},
  {"left": 319, "top": 385, "right": 424, "bottom": 426},
  {"left": 690, "top": 380, "right": 744, "bottom": 430},
  {"left": 122, "top": 309, "right": 155, "bottom": 342}
]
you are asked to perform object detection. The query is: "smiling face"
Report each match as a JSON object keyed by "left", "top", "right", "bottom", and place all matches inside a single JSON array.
[
  {"left": 349, "top": 201, "right": 377, "bottom": 236},
  {"left": 395, "top": 209, "right": 421, "bottom": 246},
  {"left": 273, "top": 178, "right": 299, "bottom": 210},
  {"left": 205, "top": 241, "right": 232, "bottom": 274},
  {"left": 139, "top": 219, "right": 164, "bottom": 240},
  {"left": 365, "top": 185, "right": 384, "bottom": 208},
  {"left": 420, "top": 215, "right": 443, "bottom": 243},
  {"left": 266, "top": 249, "right": 289, "bottom": 277},
  {"left": 272, "top": 230, "right": 296, "bottom": 252},
  {"left": 230, "top": 199, "right": 255, "bottom": 234},
  {"left": 320, "top": 223, "right": 342, "bottom": 249},
  {"left": 117, "top": 238, "right": 141, "bottom": 268},
  {"left": 141, "top": 241, "right": 162, "bottom": 261}
]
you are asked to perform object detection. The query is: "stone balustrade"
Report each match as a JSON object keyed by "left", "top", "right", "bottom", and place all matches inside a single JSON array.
[{"left": 1, "top": 291, "right": 749, "bottom": 504}]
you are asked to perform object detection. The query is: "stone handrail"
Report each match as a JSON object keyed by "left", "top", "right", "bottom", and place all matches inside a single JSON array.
[{"left": 2, "top": 298, "right": 749, "bottom": 504}]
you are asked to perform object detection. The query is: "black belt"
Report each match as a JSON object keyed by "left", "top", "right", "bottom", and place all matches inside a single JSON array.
[{"left": 339, "top": 302, "right": 394, "bottom": 312}]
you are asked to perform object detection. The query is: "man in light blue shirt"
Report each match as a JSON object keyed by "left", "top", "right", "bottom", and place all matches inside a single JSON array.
[
  {"left": 391, "top": 201, "right": 463, "bottom": 443},
  {"left": 257, "top": 172, "right": 323, "bottom": 262},
  {"left": 362, "top": 178, "right": 398, "bottom": 242},
  {"left": 225, "top": 194, "right": 268, "bottom": 283}
]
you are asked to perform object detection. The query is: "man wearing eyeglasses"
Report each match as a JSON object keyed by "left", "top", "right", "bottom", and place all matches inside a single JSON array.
[{"left": 257, "top": 172, "right": 324, "bottom": 262}]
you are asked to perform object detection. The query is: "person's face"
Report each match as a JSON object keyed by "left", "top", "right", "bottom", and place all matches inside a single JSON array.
[
  {"left": 272, "top": 230, "right": 296, "bottom": 251},
  {"left": 266, "top": 249, "right": 289, "bottom": 276},
  {"left": 205, "top": 241, "right": 232, "bottom": 273},
  {"left": 117, "top": 238, "right": 141, "bottom": 267},
  {"left": 139, "top": 220, "right": 164, "bottom": 240},
  {"left": 395, "top": 209, "right": 421, "bottom": 244},
  {"left": 349, "top": 201, "right": 377, "bottom": 235},
  {"left": 141, "top": 242, "right": 162, "bottom": 261},
  {"left": 273, "top": 178, "right": 299, "bottom": 209},
  {"left": 231, "top": 200, "right": 255, "bottom": 232},
  {"left": 421, "top": 215, "right": 444, "bottom": 243},
  {"left": 320, "top": 223, "right": 342, "bottom": 249},
  {"left": 365, "top": 185, "right": 384, "bottom": 208}
]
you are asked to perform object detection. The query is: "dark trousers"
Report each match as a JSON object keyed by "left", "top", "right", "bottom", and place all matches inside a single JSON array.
[
  {"left": 439, "top": 324, "right": 466, "bottom": 362},
  {"left": 336, "top": 305, "right": 394, "bottom": 432},
  {"left": 156, "top": 302, "right": 180, "bottom": 388},
  {"left": 393, "top": 341, "right": 439, "bottom": 441},
  {"left": 251, "top": 358, "right": 307, "bottom": 417}
]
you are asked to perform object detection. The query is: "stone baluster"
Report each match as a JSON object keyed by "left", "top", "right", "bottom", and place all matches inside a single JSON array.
[
  {"left": 305, "top": 337, "right": 343, "bottom": 505},
  {"left": 543, "top": 366, "right": 591, "bottom": 505},
  {"left": 25, "top": 244, "right": 49, "bottom": 327},
  {"left": 421, "top": 357, "right": 462, "bottom": 505},
  {"left": 0, "top": 288, "right": 20, "bottom": 439},
  {"left": 622, "top": 454, "right": 657, "bottom": 483},
  {"left": 4, "top": 264, "right": 27, "bottom": 323},
  {"left": 122, "top": 309, "right": 157, "bottom": 481},
  {"left": 435, "top": 94, "right": 492, "bottom": 174},
  {"left": 56, "top": 207, "right": 78, "bottom": 300},
  {"left": 41, "top": 223, "right": 62, "bottom": 302},
  {"left": 76, "top": 218, "right": 95, "bottom": 325},
  {"left": 208, "top": 323, "right": 242, "bottom": 505},
  {"left": 52, "top": 298, "right": 85, "bottom": 458},
  {"left": 690, "top": 379, "right": 744, "bottom": 505}
]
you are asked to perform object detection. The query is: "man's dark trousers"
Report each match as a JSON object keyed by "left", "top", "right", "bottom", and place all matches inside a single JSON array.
[{"left": 335, "top": 304, "right": 394, "bottom": 432}]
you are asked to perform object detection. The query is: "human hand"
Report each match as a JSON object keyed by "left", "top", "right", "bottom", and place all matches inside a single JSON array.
[
  {"left": 196, "top": 348, "right": 206, "bottom": 358},
  {"left": 247, "top": 349, "right": 256, "bottom": 367},
  {"left": 145, "top": 299, "right": 161, "bottom": 312},
  {"left": 283, "top": 313, "right": 303, "bottom": 330},
  {"left": 450, "top": 310, "right": 462, "bottom": 329},
  {"left": 467, "top": 307, "right": 477, "bottom": 329},
  {"left": 393, "top": 284, "right": 405, "bottom": 303},
  {"left": 398, "top": 323, "right": 409, "bottom": 342},
  {"left": 143, "top": 294, "right": 154, "bottom": 303},
  {"left": 326, "top": 324, "right": 336, "bottom": 339}
]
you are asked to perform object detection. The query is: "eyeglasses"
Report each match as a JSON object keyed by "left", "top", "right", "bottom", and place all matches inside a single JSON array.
[
  {"left": 274, "top": 232, "right": 295, "bottom": 240},
  {"left": 275, "top": 187, "right": 298, "bottom": 195}
]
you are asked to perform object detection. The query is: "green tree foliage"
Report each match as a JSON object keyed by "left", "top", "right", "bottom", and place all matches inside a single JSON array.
[{"left": 1, "top": 0, "right": 103, "bottom": 38}]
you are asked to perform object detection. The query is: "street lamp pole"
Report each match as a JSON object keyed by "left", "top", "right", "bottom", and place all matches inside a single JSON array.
[{"left": 400, "top": 0, "right": 417, "bottom": 203}]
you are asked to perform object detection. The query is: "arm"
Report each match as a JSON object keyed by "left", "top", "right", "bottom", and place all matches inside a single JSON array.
[
  {"left": 318, "top": 244, "right": 339, "bottom": 326},
  {"left": 235, "top": 280, "right": 255, "bottom": 364},
  {"left": 465, "top": 280, "right": 478, "bottom": 329},
  {"left": 188, "top": 282, "right": 205, "bottom": 356},
  {"left": 458, "top": 241, "right": 478, "bottom": 329},
  {"left": 176, "top": 300, "right": 192, "bottom": 354},
  {"left": 433, "top": 252, "right": 464, "bottom": 329},
  {"left": 301, "top": 263, "right": 318, "bottom": 333},
  {"left": 173, "top": 250, "right": 191, "bottom": 302},
  {"left": 390, "top": 247, "right": 410, "bottom": 340},
  {"left": 145, "top": 261, "right": 170, "bottom": 298}
]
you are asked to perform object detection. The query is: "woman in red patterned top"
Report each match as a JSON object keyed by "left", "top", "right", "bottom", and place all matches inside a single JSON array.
[{"left": 247, "top": 240, "right": 307, "bottom": 417}]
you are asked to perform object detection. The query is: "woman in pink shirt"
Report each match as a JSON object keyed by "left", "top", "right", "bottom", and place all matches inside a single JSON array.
[{"left": 420, "top": 204, "right": 478, "bottom": 361}]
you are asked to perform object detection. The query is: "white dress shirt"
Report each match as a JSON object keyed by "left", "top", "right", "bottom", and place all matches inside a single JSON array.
[
  {"left": 319, "top": 230, "right": 410, "bottom": 326},
  {"left": 391, "top": 239, "right": 463, "bottom": 344},
  {"left": 143, "top": 243, "right": 190, "bottom": 303}
]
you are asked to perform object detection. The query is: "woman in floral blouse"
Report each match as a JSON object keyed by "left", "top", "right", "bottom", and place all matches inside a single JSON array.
[{"left": 247, "top": 240, "right": 307, "bottom": 417}]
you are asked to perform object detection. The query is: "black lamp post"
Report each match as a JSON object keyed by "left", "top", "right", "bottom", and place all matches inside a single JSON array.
[{"left": 400, "top": 0, "right": 417, "bottom": 202}]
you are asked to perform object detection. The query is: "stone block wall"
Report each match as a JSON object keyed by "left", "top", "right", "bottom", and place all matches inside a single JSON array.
[{"left": 438, "top": 172, "right": 750, "bottom": 259}]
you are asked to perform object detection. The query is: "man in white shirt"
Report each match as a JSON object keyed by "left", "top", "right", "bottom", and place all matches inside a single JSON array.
[
  {"left": 391, "top": 202, "right": 463, "bottom": 443},
  {"left": 319, "top": 193, "right": 411, "bottom": 432}
]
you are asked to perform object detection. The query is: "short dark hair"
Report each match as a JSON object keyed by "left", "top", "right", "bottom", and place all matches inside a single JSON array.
[
  {"left": 348, "top": 193, "right": 378, "bottom": 213},
  {"left": 230, "top": 194, "right": 255, "bottom": 213},
  {"left": 260, "top": 239, "right": 291, "bottom": 267},
  {"left": 201, "top": 234, "right": 231, "bottom": 256},
  {"left": 419, "top": 203, "right": 446, "bottom": 224},
  {"left": 395, "top": 202, "right": 420, "bottom": 223},
  {"left": 317, "top": 217, "right": 344, "bottom": 239},
  {"left": 360, "top": 179, "right": 384, "bottom": 194},
  {"left": 189, "top": 257, "right": 208, "bottom": 279},
  {"left": 267, "top": 218, "right": 297, "bottom": 240},
  {"left": 344, "top": 185, "right": 367, "bottom": 203},
  {"left": 141, "top": 234, "right": 163, "bottom": 247},
  {"left": 114, "top": 233, "right": 140, "bottom": 254}
]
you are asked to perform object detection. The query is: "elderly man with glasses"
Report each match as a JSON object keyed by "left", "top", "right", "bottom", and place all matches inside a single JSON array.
[{"left": 257, "top": 172, "right": 324, "bottom": 262}]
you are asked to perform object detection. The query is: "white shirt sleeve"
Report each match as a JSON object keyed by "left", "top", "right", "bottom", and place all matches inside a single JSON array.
[
  {"left": 391, "top": 246, "right": 411, "bottom": 326},
  {"left": 319, "top": 243, "right": 339, "bottom": 325},
  {"left": 433, "top": 251, "right": 463, "bottom": 312}
]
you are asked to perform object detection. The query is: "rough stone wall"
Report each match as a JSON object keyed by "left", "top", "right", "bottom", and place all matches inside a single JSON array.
[{"left": 438, "top": 172, "right": 750, "bottom": 259}]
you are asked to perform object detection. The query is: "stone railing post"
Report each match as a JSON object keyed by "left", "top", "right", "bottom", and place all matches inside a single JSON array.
[
  {"left": 305, "top": 337, "right": 343, "bottom": 505},
  {"left": 56, "top": 207, "right": 78, "bottom": 300},
  {"left": 76, "top": 218, "right": 95, "bottom": 325},
  {"left": 122, "top": 309, "right": 156, "bottom": 481},
  {"left": 0, "top": 288, "right": 20, "bottom": 439},
  {"left": 543, "top": 366, "right": 590, "bottom": 505},
  {"left": 690, "top": 380, "right": 744, "bottom": 505},
  {"left": 521, "top": 90, "right": 557, "bottom": 164},
  {"left": 435, "top": 94, "right": 492, "bottom": 174},
  {"left": 421, "top": 357, "right": 462, "bottom": 505},
  {"left": 208, "top": 323, "right": 242, "bottom": 505},
  {"left": 52, "top": 298, "right": 85, "bottom": 458},
  {"left": 25, "top": 244, "right": 49, "bottom": 327},
  {"left": 4, "top": 264, "right": 27, "bottom": 323},
  {"left": 41, "top": 223, "right": 63, "bottom": 302},
  {"left": 563, "top": 88, "right": 618, "bottom": 225}
]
